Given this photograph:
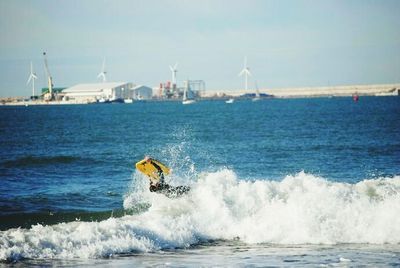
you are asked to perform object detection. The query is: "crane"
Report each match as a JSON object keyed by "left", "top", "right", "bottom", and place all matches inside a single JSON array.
[{"left": 43, "top": 52, "right": 54, "bottom": 101}]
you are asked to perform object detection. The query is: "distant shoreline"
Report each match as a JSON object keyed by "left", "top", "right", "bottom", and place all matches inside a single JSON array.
[
  {"left": 204, "top": 83, "right": 400, "bottom": 98},
  {"left": 1, "top": 83, "right": 399, "bottom": 106},
  {"left": 1, "top": 95, "right": 398, "bottom": 106}
]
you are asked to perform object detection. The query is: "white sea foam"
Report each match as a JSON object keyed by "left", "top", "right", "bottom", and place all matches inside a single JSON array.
[{"left": 1, "top": 170, "right": 400, "bottom": 261}]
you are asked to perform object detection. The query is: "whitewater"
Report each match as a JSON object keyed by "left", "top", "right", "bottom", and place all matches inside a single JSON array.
[{"left": 2, "top": 170, "right": 400, "bottom": 261}]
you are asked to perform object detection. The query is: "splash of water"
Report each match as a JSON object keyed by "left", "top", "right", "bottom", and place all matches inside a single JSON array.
[{"left": 2, "top": 170, "right": 400, "bottom": 261}]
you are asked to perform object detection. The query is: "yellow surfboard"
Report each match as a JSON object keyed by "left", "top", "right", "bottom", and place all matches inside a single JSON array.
[{"left": 135, "top": 158, "right": 171, "bottom": 181}]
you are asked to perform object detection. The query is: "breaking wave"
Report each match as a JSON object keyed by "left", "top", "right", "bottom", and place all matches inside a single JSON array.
[{"left": 1, "top": 170, "right": 400, "bottom": 261}]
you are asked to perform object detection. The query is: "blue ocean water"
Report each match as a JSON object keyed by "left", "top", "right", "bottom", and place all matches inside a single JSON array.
[{"left": 0, "top": 97, "right": 399, "bottom": 265}]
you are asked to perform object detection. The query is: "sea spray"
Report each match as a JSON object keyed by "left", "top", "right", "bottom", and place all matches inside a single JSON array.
[
  {"left": 2, "top": 170, "right": 400, "bottom": 261},
  {"left": 128, "top": 169, "right": 400, "bottom": 245}
]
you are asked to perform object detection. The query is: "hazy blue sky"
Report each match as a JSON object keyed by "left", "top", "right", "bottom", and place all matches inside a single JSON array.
[{"left": 0, "top": 0, "right": 399, "bottom": 97}]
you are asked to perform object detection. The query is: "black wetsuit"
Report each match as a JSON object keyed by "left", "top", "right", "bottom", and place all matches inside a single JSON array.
[{"left": 148, "top": 160, "right": 190, "bottom": 197}]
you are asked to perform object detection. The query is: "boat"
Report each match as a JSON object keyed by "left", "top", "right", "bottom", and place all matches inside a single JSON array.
[
  {"left": 97, "top": 97, "right": 110, "bottom": 103},
  {"left": 109, "top": 97, "right": 124, "bottom": 103},
  {"left": 124, "top": 98, "right": 133, "bottom": 104},
  {"left": 252, "top": 82, "right": 261, "bottom": 101},
  {"left": 252, "top": 91, "right": 260, "bottom": 101},
  {"left": 183, "top": 99, "right": 195, "bottom": 105},
  {"left": 182, "top": 84, "right": 196, "bottom": 105},
  {"left": 226, "top": 98, "right": 235, "bottom": 104}
]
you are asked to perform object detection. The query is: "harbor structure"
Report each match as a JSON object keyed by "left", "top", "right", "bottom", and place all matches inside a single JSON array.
[
  {"left": 132, "top": 85, "right": 152, "bottom": 100},
  {"left": 62, "top": 82, "right": 134, "bottom": 103},
  {"left": 157, "top": 80, "right": 205, "bottom": 100},
  {"left": 42, "top": 52, "right": 54, "bottom": 101},
  {"left": 204, "top": 83, "right": 400, "bottom": 99},
  {"left": 61, "top": 83, "right": 153, "bottom": 103}
]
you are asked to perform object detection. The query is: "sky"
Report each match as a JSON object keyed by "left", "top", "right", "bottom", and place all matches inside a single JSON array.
[{"left": 0, "top": 0, "right": 399, "bottom": 97}]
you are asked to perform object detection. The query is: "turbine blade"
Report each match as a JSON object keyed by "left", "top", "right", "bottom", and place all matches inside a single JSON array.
[
  {"left": 238, "top": 69, "right": 245, "bottom": 76},
  {"left": 174, "top": 62, "right": 178, "bottom": 69},
  {"left": 27, "top": 75, "right": 32, "bottom": 85}
]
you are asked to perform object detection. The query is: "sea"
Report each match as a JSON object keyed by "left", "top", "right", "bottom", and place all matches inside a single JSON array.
[{"left": 0, "top": 96, "right": 399, "bottom": 267}]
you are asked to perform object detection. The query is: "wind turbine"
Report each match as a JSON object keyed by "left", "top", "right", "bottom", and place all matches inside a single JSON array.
[
  {"left": 169, "top": 62, "right": 178, "bottom": 85},
  {"left": 97, "top": 57, "right": 107, "bottom": 82},
  {"left": 26, "top": 61, "right": 38, "bottom": 98},
  {"left": 238, "top": 56, "right": 251, "bottom": 91}
]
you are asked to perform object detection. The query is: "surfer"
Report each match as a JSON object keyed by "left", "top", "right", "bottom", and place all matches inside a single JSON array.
[
  {"left": 143, "top": 156, "right": 190, "bottom": 197},
  {"left": 145, "top": 156, "right": 167, "bottom": 192}
]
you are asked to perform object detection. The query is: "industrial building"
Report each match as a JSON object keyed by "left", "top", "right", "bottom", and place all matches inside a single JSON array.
[
  {"left": 132, "top": 85, "right": 153, "bottom": 100},
  {"left": 62, "top": 82, "right": 134, "bottom": 103},
  {"left": 61, "top": 83, "right": 155, "bottom": 103}
]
